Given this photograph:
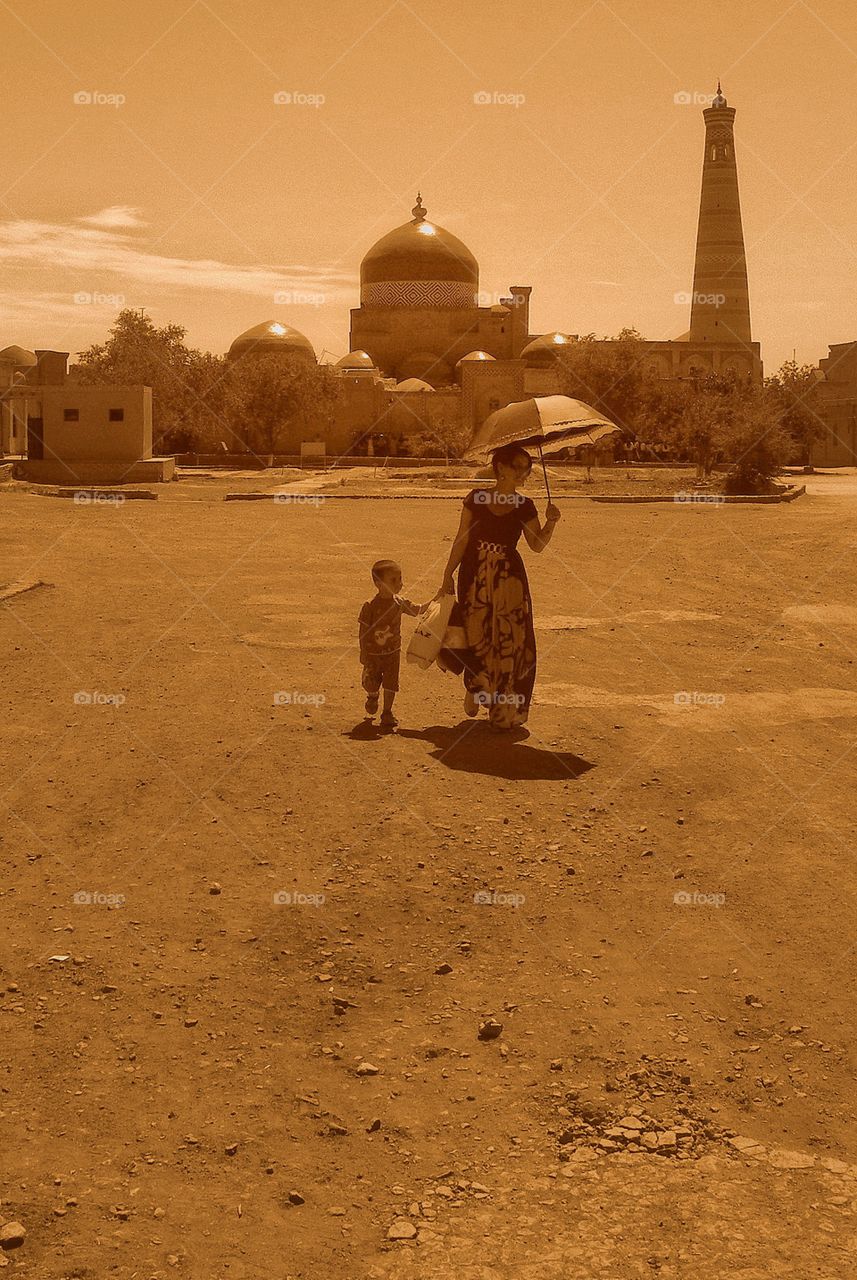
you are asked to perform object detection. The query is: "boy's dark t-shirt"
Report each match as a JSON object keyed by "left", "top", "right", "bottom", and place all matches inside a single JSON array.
[{"left": 359, "top": 594, "right": 421, "bottom": 659}]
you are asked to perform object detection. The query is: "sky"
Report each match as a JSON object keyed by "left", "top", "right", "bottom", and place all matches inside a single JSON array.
[{"left": 1, "top": 0, "right": 855, "bottom": 372}]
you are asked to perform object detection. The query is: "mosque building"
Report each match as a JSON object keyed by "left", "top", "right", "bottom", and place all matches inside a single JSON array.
[
  {"left": 2, "top": 86, "right": 772, "bottom": 468},
  {"left": 222, "top": 84, "right": 762, "bottom": 459}
]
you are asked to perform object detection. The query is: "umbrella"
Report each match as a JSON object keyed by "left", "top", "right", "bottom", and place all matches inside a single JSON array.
[{"left": 464, "top": 395, "right": 622, "bottom": 502}]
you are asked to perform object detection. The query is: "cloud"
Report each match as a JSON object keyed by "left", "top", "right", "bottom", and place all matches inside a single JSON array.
[
  {"left": 77, "top": 206, "right": 148, "bottom": 229},
  {"left": 0, "top": 212, "right": 356, "bottom": 298}
]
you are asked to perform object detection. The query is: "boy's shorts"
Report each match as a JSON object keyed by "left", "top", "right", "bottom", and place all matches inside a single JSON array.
[{"left": 362, "top": 652, "right": 400, "bottom": 693}]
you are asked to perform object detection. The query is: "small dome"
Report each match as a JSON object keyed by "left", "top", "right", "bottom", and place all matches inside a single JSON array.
[
  {"left": 361, "top": 195, "right": 478, "bottom": 308},
  {"left": 395, "top": 378, "right": 435, "bottom": 393},
  {"left": 520, "top": 332, "right": 573, "bottom": 366},
  {"left": 456, "top": 350, "right": 496, "bottom": 366},
  {"left": 489, "top": 303, "right": 510, "bottom": 314},
  {"left": 0, "top": 344, "right": 37, "bottom": 367},
  {"left": 335, "top": 350, "right": 375, "bottom": 370},
  {"left": 228, "top": 321, "right": 315, "bottom": 363}
]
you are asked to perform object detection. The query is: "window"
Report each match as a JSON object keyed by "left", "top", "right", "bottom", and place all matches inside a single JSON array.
[
  {"left": 109, "top": 408, "right": 124, "bottom": 422},
  {"left": 63, "top": 408, "right": 79, "bottom": 422}
]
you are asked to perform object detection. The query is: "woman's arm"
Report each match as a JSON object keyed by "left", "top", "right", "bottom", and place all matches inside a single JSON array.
[
  {"left": 435, "top": 504, "right": 474, "bottom": 595},
  {"left": 522, "top": 504, "right": 561, "bottom": 553}
]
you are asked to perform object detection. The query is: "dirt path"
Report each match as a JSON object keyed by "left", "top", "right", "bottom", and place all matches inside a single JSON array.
[{"left": 0, "top": 484, "right": 854, "bottom": 1277}]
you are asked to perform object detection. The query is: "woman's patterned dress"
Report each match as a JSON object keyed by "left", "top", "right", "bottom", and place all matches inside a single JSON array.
[{"left": 455, "top": 488, "right": 538, "bottom": 729}]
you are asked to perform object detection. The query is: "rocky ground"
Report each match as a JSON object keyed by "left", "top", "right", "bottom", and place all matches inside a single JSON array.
[{"left": 0, "top": 473, "right": 855, "bottom": 1278}]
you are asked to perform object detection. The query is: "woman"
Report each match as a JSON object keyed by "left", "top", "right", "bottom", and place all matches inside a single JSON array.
[{"left": 437, "top": 444, "right": 561, "bottom": 731}]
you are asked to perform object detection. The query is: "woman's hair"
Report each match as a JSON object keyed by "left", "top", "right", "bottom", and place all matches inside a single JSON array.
[{"left": 491, "top": 444, "right": 532, "bottom": 476}]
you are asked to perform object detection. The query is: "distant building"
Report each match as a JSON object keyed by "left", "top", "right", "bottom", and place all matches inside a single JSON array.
[
  {"left": 1, "top": 348, "right": 172, "bottom": 483},
  {"left": 812, "top": 342, "right": 857, "bottom": 466}
]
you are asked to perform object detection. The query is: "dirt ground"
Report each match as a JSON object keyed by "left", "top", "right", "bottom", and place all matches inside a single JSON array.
[{"left": 1, "top": 474, "right": 855, "bottom": 1279}]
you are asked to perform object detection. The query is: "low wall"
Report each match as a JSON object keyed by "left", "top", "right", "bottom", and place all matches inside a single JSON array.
[{"left": 19, "top": 457, "right": 176, "bottom": 485}]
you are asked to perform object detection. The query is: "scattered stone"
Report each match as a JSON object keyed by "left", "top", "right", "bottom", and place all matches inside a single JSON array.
[
  {"left": 184, "top": 1017, "right": 199, "bottom": 1028},
  {"left": 617, "top": 1115, "right": 644, "bottom": 1130},
  {"left": 287, "top": 1191, "right": 305, "bottom": 1206},
  {"left": 435, "top": 963, "right": 453, "bottom": 975},
  {"left": 225, "top": 1143, "right": 238, "bottom": 1156},
  {"left": 367, "top": 1118, "right": 382, "bottom": 1133},
  {"left": 550, "top": 1059, "right": 563, "bottom": 1071},
  {"left": 356, "top": 1061, "right": 380, "bottom": 1076},
  {"left": 388, "top": 1218, "right": 417, "bottom": 1240},
  {"left": 327, "top": 1123, "right": 348, "bottom": 1137},
  {"left": 767, "top": 1148, "right": 815, "bottom": 1170},
  {"left": 477, "top": 1018, "right": 503, "bottom": 1041},
  {"left": 208, "top": 882, "right": 222, "bottom": 895}
]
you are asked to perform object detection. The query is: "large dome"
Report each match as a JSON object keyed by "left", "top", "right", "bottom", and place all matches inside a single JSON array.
[
  {"left": 360, "top": 196, "right": 478, "bottom": 309},
  {"left": 228, "top": 321, "right": 315, "bottom": 363},
  {"left": 0, "top": 345, "right": 37, "bottom": 367}
]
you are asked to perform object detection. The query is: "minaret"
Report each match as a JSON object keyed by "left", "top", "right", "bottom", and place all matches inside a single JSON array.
[{"left": 689, "top": 83, "right": 752, "bottom": 345}]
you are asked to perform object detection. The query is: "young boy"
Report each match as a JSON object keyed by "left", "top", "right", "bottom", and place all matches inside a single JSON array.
[{"left": 359, "top": 560, "right": 429, "bottom": 728}]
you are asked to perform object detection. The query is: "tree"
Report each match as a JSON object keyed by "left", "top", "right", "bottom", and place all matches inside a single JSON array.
[
  {"left": 223, "top": 354, "right": 340, "bottom": 460},
  {"left": 656, "top": 370, "right": 790, "bottom": 492},
  {"left": 74, "top": 309, "right": 229, "bottom": 453},
  {"left": 765, "top": 360, "right": 824, "bottom": 466},
  {"left": 556, "top": 328, "right": 655, "bottom": 435}
]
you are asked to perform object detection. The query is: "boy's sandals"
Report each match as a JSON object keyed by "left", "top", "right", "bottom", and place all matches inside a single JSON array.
[
  {"left": 380, "top": 711, "right": 398, "bottom": 729},
  {"left": 364, "top": 692, "right": 379, "bottom": 716}
]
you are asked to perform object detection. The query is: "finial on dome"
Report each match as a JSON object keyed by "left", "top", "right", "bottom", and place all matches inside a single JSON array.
[
  {"left": 712, "top": 80, "right": 727, "bottom": 107},
  {"left": 412, "top": 193, "right": 427, "bottom": 221}
]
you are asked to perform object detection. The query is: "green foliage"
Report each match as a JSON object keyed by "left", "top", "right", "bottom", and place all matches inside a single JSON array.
[
  {"left": 74, "top": 309, "right": 229, "bottom": 453},
  {"left": 765, "top": 360, "right": 824, "bottom": 466},
  {"left": 73, "top": 308, "right": 340, "bottom": 458},
  {"left": 556, "top": 328, "right": 652, "bottom": 434},
  {"left": 223, "top": 354, "right": 340, "bottom": 458}
]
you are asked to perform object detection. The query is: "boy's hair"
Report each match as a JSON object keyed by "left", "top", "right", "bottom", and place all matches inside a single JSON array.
[{"left": 371, "top": 558, "right": 400, "bottom": 586}]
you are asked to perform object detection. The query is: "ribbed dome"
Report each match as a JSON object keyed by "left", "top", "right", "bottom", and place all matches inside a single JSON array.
[
  {"left": 228, "top": 321, "right": 315, "bottom": 363},
  {"left": 395, "top": 378, "right": 435, "bottom": 393},
  {"left": 456, "top": 350, "right": 496, "bottom": 366},
  {"left": 361, "top": 196, "right": 478, "bottom": 309},
  {"left": 335, "top": 350, "right": 375, "bottom": 370},
  {"left": 0, "top": 345, "right": 37, "bottom": 367},
  {"left": 520, "top": 332, "right": 573, "bottom": 365}
]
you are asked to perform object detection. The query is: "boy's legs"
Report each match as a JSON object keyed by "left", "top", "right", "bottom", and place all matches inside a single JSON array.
[
  {"left": 362, "top": 661, "right": 381, "bottom": 715},
  {"left": 379, "top": 652, "right": 400, "bottom": 726}
]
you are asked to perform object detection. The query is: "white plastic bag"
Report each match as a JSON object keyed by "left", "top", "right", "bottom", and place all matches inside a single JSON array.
[{"left": 406, "top": 594, "right": 455, "bottom": 669}]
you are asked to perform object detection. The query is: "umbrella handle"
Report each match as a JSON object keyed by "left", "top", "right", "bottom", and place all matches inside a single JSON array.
[{"left": 538, "top": 444, "right": 553, "bottom": 508}]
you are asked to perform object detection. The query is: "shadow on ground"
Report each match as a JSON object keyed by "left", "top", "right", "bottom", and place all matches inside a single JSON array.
[{"left": 393, "top": 721, "right": 595, "bottom": 780}]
